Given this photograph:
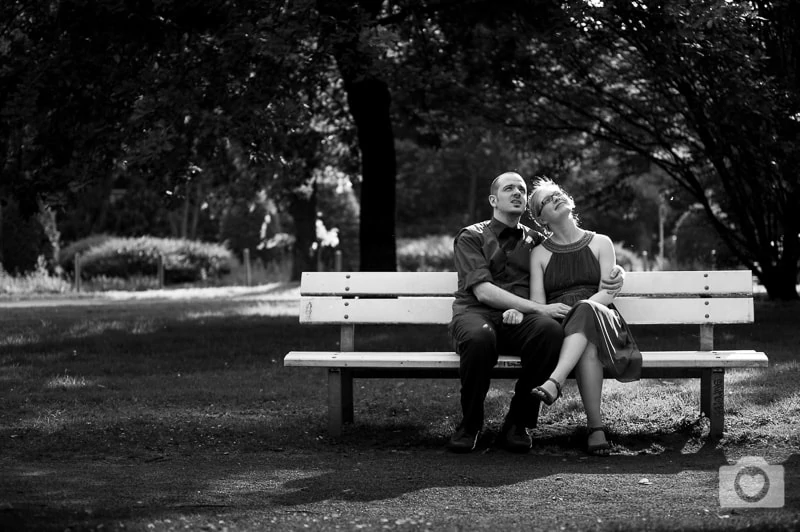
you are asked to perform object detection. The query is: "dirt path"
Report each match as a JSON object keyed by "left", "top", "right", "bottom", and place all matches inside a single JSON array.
[{"left": 0, "top": 282, "right": 301, "bottom": 308}]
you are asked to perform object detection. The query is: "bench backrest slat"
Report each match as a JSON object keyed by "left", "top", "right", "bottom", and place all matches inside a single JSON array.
[
  {"left": 301, "top": 297, "right": 453, "bottom": 324},
  {"left": 618, "top": 270, "right": 752, "bottom": 296},
  {"left": 300, "top": 270, "right": 753, "bottom": 297},
  {"left": 298, "top": 270, "right": 755, "bottom": 325},
  {"left": 299, "top": 296, "right": 754, "bottom": 325},
  {"left": 301, "top": 271, "right": 457, "bottom": 296}
]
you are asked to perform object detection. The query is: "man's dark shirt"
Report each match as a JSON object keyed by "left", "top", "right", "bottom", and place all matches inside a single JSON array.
[{"left": 451, "top": 217, "right": 546, "bottom": 318}]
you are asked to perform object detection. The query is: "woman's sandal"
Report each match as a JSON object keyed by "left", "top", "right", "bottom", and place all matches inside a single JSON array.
[
  {"left": 587, "top": 426, "right": 611, "bottom": 456},
  {"left": 532, "top": 377, "right": 562, "bottom": 406}
]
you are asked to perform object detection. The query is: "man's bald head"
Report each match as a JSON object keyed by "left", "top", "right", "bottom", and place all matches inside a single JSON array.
[{"left": 490, "top": 172, "right": 525, "bottom": 196}]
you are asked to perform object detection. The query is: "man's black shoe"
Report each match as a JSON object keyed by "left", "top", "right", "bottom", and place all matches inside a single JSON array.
[
  {"left": 498, "top": 422, "right": 532, "bottom": 453},
  {"left": 446, "top": 427, "right": 479, "bottom": 453}
]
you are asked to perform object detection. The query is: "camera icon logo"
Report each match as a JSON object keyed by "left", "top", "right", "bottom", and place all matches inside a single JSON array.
[{"left": 719, "top": 456, "right": 784, "bottom": 508}]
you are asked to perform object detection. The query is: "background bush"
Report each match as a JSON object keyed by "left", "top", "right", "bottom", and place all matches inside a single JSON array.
[
  {"left": 61, "top": 236, "right": 235, "bottom": 284},
  {"left": 0, "top": 257, "right": 71, "bottom": 295},
  {"left": 59, "top": 234, "right": 115, "bottom": 274},
  {"left": 397, "top": 235, "right": 454, "bottom": 272}
]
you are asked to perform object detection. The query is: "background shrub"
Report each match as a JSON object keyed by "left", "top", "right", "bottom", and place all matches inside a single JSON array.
[
  {"left": 63, "top": 236, "right": 236, "bottom": 284},
  {"left": 59, "top": 234, "right": 114, "bottom": 274},
  {"left": 397, "top": 235, "right": 454, "bottom": 272},
  {"left": 0, "top": 257, "right": 71, "bottom": 295}
]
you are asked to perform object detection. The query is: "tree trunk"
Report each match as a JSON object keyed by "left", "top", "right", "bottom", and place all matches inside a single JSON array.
[
  {"left": 760, "top": 266, "right": 799, "bottom": 301},
  {"left": 320, "top": 0, "right": 398, "bottom": 272},
  {"left": 759, "top": 217, "right": 800, "bottom": 300},
  {"left": 288, "top": 189, "right": 318, "bottom": 282},
  {"left": 343, "top": 76, "right": 397, "bottom": 271},
  {"left": 180, "top": 183, "right": 190, "bottom": 239},
  {"left": 0, "top": 200, "right": 4, "bottom": 268},
  {"left": 189, "top": 180, "right": 203, "bottom": 240}
]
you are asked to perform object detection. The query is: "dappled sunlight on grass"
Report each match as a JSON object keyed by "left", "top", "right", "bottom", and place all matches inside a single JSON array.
[
  {"left": 0, "top": 360, "right": 27, "bottom": 382},
  {"left": 2, "top": 297, "right": 797, "bottom": 453},
  {"left": 721, "top": 361, "right": 800, "bottom": 443},
  {"left": 45, "top": 374, "right": 90, "bottom": 389},
  {"left": 66, "top": 319, "right": 135, "bottom": 338},
  {"left": 183, "top": 301, "right": 299, "bottom": 320},
  {"left": 234, "top": 301, "right": 301, "bottom": 317},
  {"left": 539, "top": 379, "right": 702, "bottom": 434},
  {"left": 0, "top": 332, "right": 42, "bottom": 347},
  {"left": 210, "top": 469, "right": 333, "bottom": 496},
  {"left": 27, "top": 409, "right": 70, "bottom": 434},
  {"left": 96, "top": 282, "right": 299, "bottom": 302}
]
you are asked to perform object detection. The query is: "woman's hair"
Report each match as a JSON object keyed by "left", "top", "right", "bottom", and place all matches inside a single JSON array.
[{"left": 528, "top": 176, "right": 578, "bottom": 225}]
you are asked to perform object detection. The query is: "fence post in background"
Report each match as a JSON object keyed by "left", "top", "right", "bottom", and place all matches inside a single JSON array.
[
  {"left": 243, "top": 248, "right": 252, "bottom": 286},
  {"left": 316, "top": 246, "right": 323, "bottom": 272},
  {"left": 419, "top": 252, "right": 427, "bottom": 272},
  {"left": 335, "top": 250, "right": 342, "bottom": 272},
  {"left": 74, "top": 253, "right": 81, "bottom": 293},
  {"left": 157, "top": 255, "right": 165, "bottom": 289},
  {"left": 710, "top": 249, "right": 717, "bottom": 271}
]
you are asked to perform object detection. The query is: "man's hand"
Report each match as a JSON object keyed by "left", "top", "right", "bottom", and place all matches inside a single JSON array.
[
  {"left": 503, "top": 309, "right": 524, "bottom": 325},
  {"left": 504, "top": 303, "right": 570, "bottom": 324},
  {"left": 600, "top": 264, "right": 626, "bottom": 296},
  {"left": 543, "top": 303, "right": 571, "bottom": 320}
]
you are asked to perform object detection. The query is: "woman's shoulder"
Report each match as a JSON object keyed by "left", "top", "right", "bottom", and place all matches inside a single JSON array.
[
  {"left": 590, "top": 232, "right": 613, "bottom": 245},
  {"left": 531, "top": 240, "right": 552, "bottom": 265},
  {"left": 587, "top": 232, "right": 614, "bottom": 253}
]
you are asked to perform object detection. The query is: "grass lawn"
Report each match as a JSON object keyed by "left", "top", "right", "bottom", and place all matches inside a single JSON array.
[{"left": 0, "top": 291, "right": 798, "bottom": 531}]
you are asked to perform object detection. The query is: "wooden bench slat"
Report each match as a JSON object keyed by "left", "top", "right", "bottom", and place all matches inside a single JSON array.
[
  {"left": 299, "top": 296, "right": 754, "bottom": 324},
  {"left": 299, "top": 270, "right": 754, "bottom": 297},
  {"left": 618, "top": 270, "right": 753, "bottom": 296},
  {"left": 613, "top": 298, "right": 754, "bottom": 324},
  {"left": 299, "top": 296, "right": 453, "bottom": 324},
  {"left": 301, "top": 271, "right": 457, "bottom": 296},
  {"left": 285, "top": 350, "right": 768, "bottom": 369}
]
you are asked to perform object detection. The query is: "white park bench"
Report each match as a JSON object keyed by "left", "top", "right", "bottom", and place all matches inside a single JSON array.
[{"left": 284, "top": 270, "right": 768, "bottom": 438}]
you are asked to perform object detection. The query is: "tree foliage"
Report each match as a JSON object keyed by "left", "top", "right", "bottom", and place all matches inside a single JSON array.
[
  {"left": 2, "top": 0, "right": 798, "bottom": 297},
  {"left": 502, "top": 0, "right": 799, "bottom": 298},
  {"left": 394, "top": 0, "right": 798, "bottom": 298}
]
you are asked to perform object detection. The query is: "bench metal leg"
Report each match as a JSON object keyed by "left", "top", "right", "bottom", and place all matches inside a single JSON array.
[
  {"left": 327, "top": 368, "right": 353, "bottom": 437},
  {"left": 701, "top": 368, "right": 725, "bottom": 438}
]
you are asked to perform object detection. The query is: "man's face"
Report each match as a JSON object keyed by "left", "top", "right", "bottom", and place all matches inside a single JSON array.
[{"left": 490, "top": 174, "right": 527, "bottom": 216}]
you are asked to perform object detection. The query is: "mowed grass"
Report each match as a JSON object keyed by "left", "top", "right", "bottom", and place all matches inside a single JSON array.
[
  {"left": 3, "top": 297, "right": 795, "bottom": 450},
  {"left": 0, "top": 295, "right": 798, "bottom": 531}
]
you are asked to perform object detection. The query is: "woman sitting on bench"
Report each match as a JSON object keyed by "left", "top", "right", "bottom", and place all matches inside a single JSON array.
[{"left": 503, "top": 177, "right": 642, "bottom": 455}]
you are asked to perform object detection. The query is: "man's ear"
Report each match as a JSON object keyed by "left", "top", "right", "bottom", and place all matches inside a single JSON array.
[{"left": 488, "top": 195, "right": 497, "bottom": 208}]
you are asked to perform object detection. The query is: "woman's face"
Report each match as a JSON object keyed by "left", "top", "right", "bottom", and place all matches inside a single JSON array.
[{"left": 530, "top": 186, "right": 574, "bottom": 220}]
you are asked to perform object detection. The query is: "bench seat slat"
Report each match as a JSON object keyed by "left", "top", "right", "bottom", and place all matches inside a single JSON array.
[
  {"left": 299, "top": 270, "right": 754, "bottom": 297},
  {"left": 285, "top": 350, "right": 768, "bottom": 369},
  {"left": 299, "top": 296, "right": 754, "bottom": 324}
]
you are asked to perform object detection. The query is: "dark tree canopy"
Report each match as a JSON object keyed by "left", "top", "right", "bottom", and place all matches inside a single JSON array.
[{"left": 1, "top": 0, "right": 797, "bottom": 298}]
